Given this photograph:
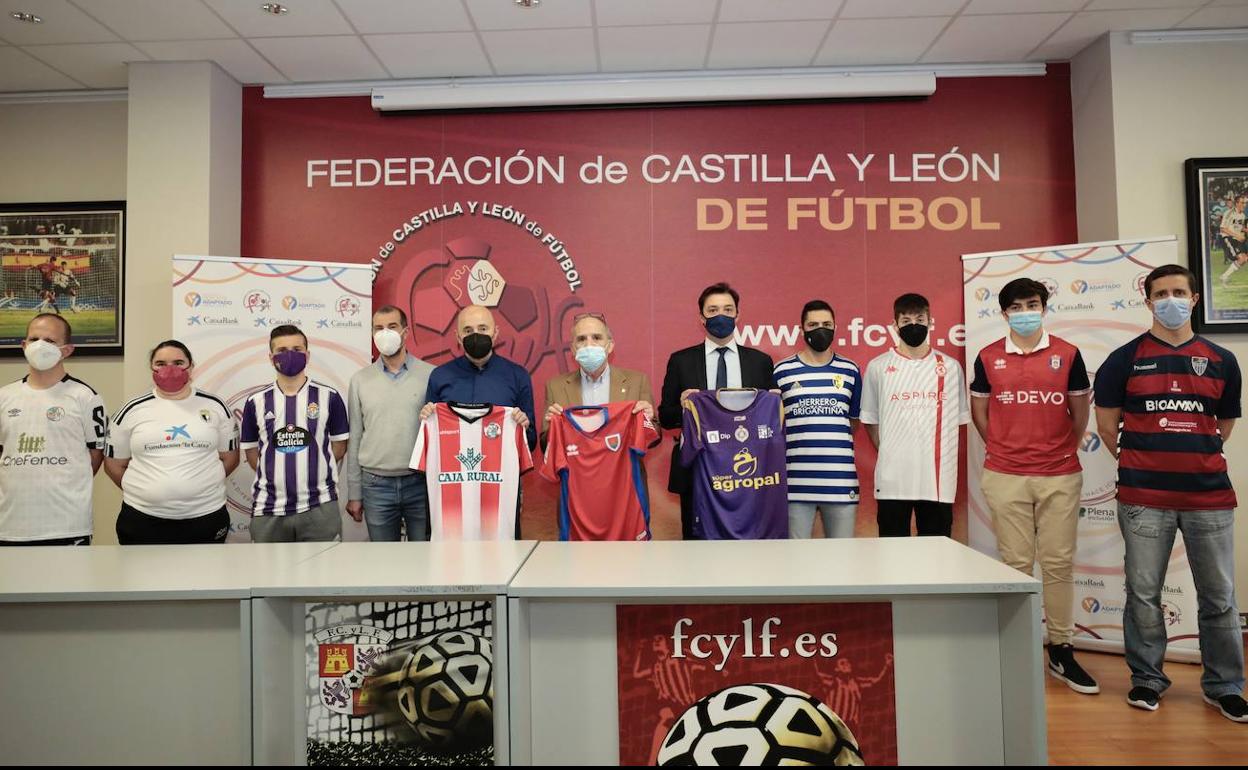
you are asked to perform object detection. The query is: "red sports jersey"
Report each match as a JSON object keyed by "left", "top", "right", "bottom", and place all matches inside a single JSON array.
[
  {"left": 541, "top": 402, "right": 660, "bottom": 541},
  {"left": 409, "top": 402, "right": 533, "bottom": 540}
]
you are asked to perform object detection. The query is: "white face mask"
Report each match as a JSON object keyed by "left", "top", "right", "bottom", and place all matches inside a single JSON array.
[
  {"left": 23, "top": 340, "right": 63, "bottom": 372},
  {"left": 373, "top": 328, "right": 404, "bottom": 357}
]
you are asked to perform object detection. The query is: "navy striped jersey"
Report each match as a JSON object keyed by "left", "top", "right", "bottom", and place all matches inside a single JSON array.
[
  {"left": 240, "top": 379, "right": 350, "bottom": 517},
  {"left": 773, "top": 353, "right": 862, "bottom": 504},
  {"left": 1093, "top": 333, "right": 1241, "bottom": 510}
]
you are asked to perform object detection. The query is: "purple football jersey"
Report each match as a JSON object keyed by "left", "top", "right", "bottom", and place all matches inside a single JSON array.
[{"left": 680, "top": 389, "right": 788, "bottom": 540}]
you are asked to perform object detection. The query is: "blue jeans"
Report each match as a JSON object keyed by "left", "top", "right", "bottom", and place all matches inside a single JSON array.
[
  {"left": 787, "top": 502, "right": 857, "bottom": 538},
  {"left": 1118, "top": 502, "right": 1244, "bottom": 697},
  {"left": 361, "top": 471, "right": 429, "bottom": 542}
]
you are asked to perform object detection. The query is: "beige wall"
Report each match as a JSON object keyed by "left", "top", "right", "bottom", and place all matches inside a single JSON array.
[
  {"left": 0, "top": 99, "right": 128, "bottom": 540},
  {"left": 1073, "top": 33, "right": 1248, "bottom": 597}
]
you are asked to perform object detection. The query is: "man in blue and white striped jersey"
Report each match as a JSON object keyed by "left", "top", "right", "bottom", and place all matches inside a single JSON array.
[{"left": 773, "top": 300, "right": 863, "bottom": 538}]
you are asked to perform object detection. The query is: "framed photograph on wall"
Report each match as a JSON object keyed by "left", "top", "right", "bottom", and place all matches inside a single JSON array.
[
  {"left": 1186, "top": 157, "right": 1248, "bottom": 333},
  {"left": 0, "top": 201, "right": 125, "bottom": 356}
]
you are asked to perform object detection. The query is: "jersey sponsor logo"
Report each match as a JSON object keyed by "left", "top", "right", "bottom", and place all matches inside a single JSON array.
[
  {"left": 710, "top": 448, "right": 782, "bottom": 493},
  {"left": 1170, "top": 379, "right": 1182, "bottom": 393},
  {"left": 888, "top": 390, "right": 945, "bottom": 402},
  {"left": 438, "top": 447, "right": 503, "bottom": 484},
  {"left": 733, "top": 415, "right": 747, "bottom": 422},
  {"left": 705, "top": 430, "right": 721, "bottom": 444},
  {"left": 885, "top": 365, "right": 898, "bottom": 374},
  {"left": 787, "top": 397, "right": 849, "bottom": 417},
  {"left": 605, "top": 434, "right": 622, "bottom": 452},
  {"left": 166, "top": 424, "right": 191, "bottom": 440},
  {"left": 565, "top": 443, "right": 580, "bottom": 456},
  {"left": 45, "top": 406, "right": 64, "bottom": 422},
  {"left": 274, "top": 425, "right": 312, "bottom": 453},
  {"left": 456, "top": 447, "right": 484, "bottom": 470},
  {"left": 1133, "top": 363, "right": 1157, "bottom": 371},
  {"left": 1050, "top": 354, "right": 1062, "bottom": 370},
  {"left": 1144, "top": 398, "right": 1205, "bottom": 413},
  {"left": 6, "top": 408, "right": 19, "bottom": 417},
  {"left": 484, "top": 422, "right": 502, "bottom": 439},
  {"left": 734, "top": 425, "right": 750, "bottom": 442},
  {"left": 757, "top": 425, "right": 773, "bottom": 439},
  {"left": 1192, "top": 357, "right": 1208, "bottom": 376},
  {"left": 306, "top": 402, "right": 320, "bottom": 420},
  {"left": 1158, "top": 416, "right": 1199, "bottom": 432},
  {"left": 1, "top": 432, "right": 69, "bottom": 466},
  {"left": 143, "top": 424, "right": 212, "bottom": 451},
  {"left": 996, "top": 390, "right": 1066, "bottom": 405}
]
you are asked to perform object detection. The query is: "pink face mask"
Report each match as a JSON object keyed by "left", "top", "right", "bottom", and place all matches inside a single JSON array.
[{"left": 153, "top": 365, "right": 190, "bottom": 393}]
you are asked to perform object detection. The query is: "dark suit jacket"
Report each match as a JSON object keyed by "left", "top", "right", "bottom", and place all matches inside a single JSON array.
[{"left": 658, "top": 343, "right": 777, "bottom": 494}]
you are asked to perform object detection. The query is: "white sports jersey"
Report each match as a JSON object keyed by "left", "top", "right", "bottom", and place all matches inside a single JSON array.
[
  {"left": 1221, "top": 207, "right": 1246, "bottom": 239},
  {"left": 107, "top": 388, "right": 237, "bottom": 519},
  {"left": 0, "top": 374, "right": 106, "bottom": 540},
  {"left": 859, "top": 348, "right": 969, "bottom": 504},
  {"left": 410, "top": 403, "right": 533, "bottom": 541}
]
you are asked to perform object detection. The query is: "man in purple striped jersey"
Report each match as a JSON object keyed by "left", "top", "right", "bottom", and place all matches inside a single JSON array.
[{"left": 241, "top": 325, "right": 350, "bottom": 542}]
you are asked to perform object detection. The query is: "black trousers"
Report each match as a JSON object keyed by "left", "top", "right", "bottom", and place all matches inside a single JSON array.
[
  {"left": 876, "top": 499, "right": 953, "bottom": 538},
  {"left": 116, "top": 503, "right": 230, "bottom": 545},
  {"left": 679, "top": 493, "right": 704, "bottom": 541},
  {"left": 0, "top": 535, "right": 90, "bottom": 546}
]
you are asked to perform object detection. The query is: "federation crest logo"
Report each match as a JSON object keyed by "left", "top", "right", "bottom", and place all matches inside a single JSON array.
[
  {"left": 314, "top": 624, "right": 395, "bottom": 716},
  {"left": 734, "top": 425, "right": 750, "bottom": 443},
  {"left": 306, "top": 402, "right": 320, "bottom": 420},
  {"left": 336, "top": 295, "right": 361, "bottom": 317},
  {"left": 1038, "top": 277, "right": 1059, "bottom": 298},
  {"left": 484, "top": 422, "right": 502, "bottom": 439},
  {"left": 456, "top": 447, "right": 484, "bottom": 470},
  {"left": 1192, "top": 357, "right": 1208, "bottom": 376},
  {"left": 1161, "top": 602, "right": 1182, "bottom": 627},
  {"left": 45, "top": 406, "right": 64, "bottom": 421},
  {"left": 242, "top": 290, "right": 271, "bottom": 314},
  {"left": 605, "top": 433, "right": 622, "bottom": 452},
  {"left": 1050, "top": 354, "right": 1062, "bottom": 371}
]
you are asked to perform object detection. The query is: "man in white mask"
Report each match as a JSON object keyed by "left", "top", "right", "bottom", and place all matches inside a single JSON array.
[
  {"left": 0, "top": 313, "right": 106, "bottom": 545},
  {"left": 345, "top": 305, "right": 436, "bottom": 541},
  {"left": 543, "top": 313, "right": 654, "bottom": 445}
]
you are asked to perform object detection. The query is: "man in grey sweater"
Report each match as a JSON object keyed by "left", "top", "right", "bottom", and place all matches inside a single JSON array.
[{"left": 345, "top": 305, "right": 435, "bottom": 541}]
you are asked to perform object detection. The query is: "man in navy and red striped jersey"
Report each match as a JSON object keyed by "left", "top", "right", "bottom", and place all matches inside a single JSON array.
[{"left": 1094, "top": 264, "right": 1247, "bottom": 722}]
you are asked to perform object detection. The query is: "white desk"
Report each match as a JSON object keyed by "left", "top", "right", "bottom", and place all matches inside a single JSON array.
[
  {"left": 0, "top": 543, "right": 332, "bottom": 765},
  {"left": 507, "top": 538, "right": 1044, "bottom": 766}
]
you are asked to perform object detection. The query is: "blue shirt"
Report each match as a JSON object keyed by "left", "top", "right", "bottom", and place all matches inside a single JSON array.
[
  {"left": 425, "top": 354, "right": 537, "bottom": 448},
  {"left": 377, "top": 353, "right": 418, "bottom": 381}
]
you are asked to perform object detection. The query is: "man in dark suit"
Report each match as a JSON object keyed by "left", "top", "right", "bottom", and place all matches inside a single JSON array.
[{"left": 659, "top": 282, "right": 777, "bottom": 539}]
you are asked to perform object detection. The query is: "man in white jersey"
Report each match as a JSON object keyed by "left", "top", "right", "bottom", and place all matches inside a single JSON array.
[
  {"left": 0, "top": 313, "right": 106, "bottom": 545},
  {"left": 1219, "top": 195, "right": 1248, "bottom": 286},
  {"left": 860, "top": 293, "right": 969, "bottom": 537},
  {"left": 774, "top": 299, "right": 863, "bottom": 538}
]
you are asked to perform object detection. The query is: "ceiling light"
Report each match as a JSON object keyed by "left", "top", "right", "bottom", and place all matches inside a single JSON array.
[
  {"left": 10, "top": 11, "right": 42, "bottom": 23},
  {"left": 260, "top": 3, "right": 288, "bottom": 15},
  {"left": 515, "top": 0, "right": 540, "bottom": 7}
]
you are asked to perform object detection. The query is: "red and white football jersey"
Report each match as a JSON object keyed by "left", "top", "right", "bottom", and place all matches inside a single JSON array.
[{"left": 410, "top": 403, "right": 533, "bottom": 541}]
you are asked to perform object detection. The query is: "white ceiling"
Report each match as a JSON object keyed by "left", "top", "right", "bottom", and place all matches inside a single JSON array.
[{"left": 0, "top": 0, "right": 1245, "bottom": 92}]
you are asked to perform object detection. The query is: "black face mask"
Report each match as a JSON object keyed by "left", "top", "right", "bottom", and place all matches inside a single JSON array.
[
  {"left": 804, "top": 327, "right": 835, "bottom": 353},
  {"left": 463, "top": 332, "right": 493, "bottom": 359},
  {"left": 898, "top": 323, "right": 928, "bottom": 348}
]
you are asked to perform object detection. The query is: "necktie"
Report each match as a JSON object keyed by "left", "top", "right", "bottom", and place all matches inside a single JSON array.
[{"left": 715, "top": 347, "right": 729, "bottom": 390}]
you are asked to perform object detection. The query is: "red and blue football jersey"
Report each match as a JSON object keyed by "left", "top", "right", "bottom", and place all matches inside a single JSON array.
[{"left": 541, "top": 402, "right": 660, "bottom": 541}]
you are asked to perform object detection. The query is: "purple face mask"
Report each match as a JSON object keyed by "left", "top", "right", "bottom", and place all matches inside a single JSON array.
[{"left": 273, "top": 350, "right": 307, "bottom": 377}]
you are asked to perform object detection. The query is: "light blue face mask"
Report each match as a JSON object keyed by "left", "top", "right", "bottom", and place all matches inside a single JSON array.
[
  {"left": 1007, "top": 310, "right": 1043, "bottom": 336},
  {"left": 574, "top": 344, "right": 608, "bottom": 372},
  {"left": 1152, "top": 297, "right": 1192, "bottom": 330}
]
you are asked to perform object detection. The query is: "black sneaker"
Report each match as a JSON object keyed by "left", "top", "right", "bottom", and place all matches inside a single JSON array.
[
  {"left": 1203, "top": 693, "right": 1248, "bottom": 723},
  {"left": 1127, "top": 686, "right": 1160, "bottom": 711},
  {"left": 1046, "top": 644, "right": 1100, "bottom": 694}
]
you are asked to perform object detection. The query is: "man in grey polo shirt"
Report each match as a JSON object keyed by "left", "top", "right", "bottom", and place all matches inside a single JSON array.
[{"left": 346, "top": 305, "right": 435, "bottom": 541}]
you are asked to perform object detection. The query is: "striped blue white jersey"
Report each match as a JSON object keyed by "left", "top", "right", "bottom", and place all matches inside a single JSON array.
[{"left": 774, "top": 353, "right": 862, "bottom": 504}]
